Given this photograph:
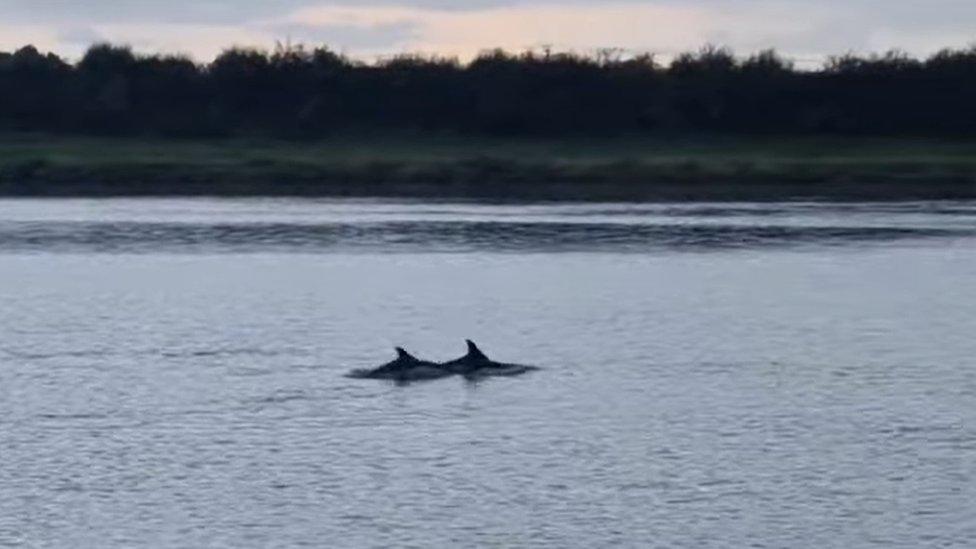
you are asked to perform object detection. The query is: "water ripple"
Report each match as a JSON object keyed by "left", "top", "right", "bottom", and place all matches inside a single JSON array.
[{"left": 0, "top": 198, "right": 973, "bottom": 254}]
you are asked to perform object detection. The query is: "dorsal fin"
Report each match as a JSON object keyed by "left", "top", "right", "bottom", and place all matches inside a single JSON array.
[
  {"left": 466, "top": 340, "right": 488, "bottom": 360},
  {"left": 395, "top": 347, "right": 416, "bottom": 361}
]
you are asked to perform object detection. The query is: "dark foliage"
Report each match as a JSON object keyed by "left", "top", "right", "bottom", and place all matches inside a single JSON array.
[{"left": 3, "top": 43, "right": 976, "bottom": 137}]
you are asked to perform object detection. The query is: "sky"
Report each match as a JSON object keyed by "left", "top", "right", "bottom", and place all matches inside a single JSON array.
[{"left": 0, "top": 1, "right": 974, "bottom": 64}]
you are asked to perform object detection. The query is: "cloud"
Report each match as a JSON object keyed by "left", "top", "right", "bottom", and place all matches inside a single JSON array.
[
  {"left": 57, "top": 27, "right": 106, "bottom": 48},
  {"left": 8, "top": 0, "right": 976, "bottom": 28},
  {"left": 3, "top": 1, "right": 975, "bottom": 63},
  {"left": 77, "top": 24, "right": 273, "bottom": 61},
  {"left": 277, "top": 2, "right": 976, "bottom": 61},
  {"left": 0, "top": 0, "right": 575, "bottom": 25},
  {"left": 0, "top": 25, "right": 62, "bottom": 54},
  {"left": 267, "top": 21, "right": 420, "bottom": 52},
  {"left": 278, "top": 3, "right": 832, "bottom": 60}
]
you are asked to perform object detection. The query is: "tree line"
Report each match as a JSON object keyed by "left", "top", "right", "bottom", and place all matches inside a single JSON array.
[{"left": 2, "top": 43, "right": 976, "bottom": 137}]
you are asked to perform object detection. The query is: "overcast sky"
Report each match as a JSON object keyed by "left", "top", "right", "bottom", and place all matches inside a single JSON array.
[{"left": 1, "top": 1, "right": 973, "bottom": 63}]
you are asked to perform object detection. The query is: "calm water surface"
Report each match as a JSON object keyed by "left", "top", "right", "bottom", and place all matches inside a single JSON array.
[{"left": 1, "top": 199, "right": 975, "bottom": 548}]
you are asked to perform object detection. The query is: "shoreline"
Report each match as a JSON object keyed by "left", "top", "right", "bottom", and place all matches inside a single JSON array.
[{"left": 3, "top": 133, "right": 976, "bottom": 201}]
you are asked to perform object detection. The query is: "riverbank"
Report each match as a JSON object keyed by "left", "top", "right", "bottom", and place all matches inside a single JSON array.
[{"left": 2, "top": 133, "right": 976, "bottom": 200}]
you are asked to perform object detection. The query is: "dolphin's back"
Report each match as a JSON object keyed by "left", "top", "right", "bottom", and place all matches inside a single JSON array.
[
  {"left": 348, "top": 342, "right": 538, "bottom": 381},
  {"left": 442, "top": 340, "right": 539, "bottom": 378},
  {"left": 347, "top": 347, "right": 453, "bottom": 381}
]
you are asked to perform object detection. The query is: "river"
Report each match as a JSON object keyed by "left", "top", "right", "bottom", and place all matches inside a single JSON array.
[{"left": 1, "top": 199, "right": 974, "bottom": 547}]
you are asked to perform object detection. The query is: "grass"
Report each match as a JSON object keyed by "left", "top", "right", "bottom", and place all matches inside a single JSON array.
[{"left": 2, "top": 132, "right": 976, "bottom": 200}]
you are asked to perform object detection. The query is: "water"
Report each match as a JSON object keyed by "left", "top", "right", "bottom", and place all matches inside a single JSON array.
[{"left": 1, "top": 199, "right": 974, "bottom": 548}]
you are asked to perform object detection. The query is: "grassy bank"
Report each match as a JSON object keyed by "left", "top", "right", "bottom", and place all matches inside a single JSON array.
[{"left": 2, "top": 133, "right": 976, "bottom": 200}]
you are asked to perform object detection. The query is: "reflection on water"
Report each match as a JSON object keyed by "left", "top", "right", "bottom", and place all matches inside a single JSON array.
[
  {"left": 1, "top": 199, "right": 975, "bottom": 548},
  {"left": 0, "top": 199, "right": 974, "bottom": 253}
]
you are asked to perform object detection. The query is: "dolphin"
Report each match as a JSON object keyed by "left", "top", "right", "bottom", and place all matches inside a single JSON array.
[
  {"left": 346, "top": 347, "right": 453, "bottom": 382},
  {"left": 441, "top": 340, "right": 540, "bottom": 379}
]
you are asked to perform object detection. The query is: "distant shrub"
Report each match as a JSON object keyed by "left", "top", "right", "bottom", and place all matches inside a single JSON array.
[{"left": 2, "top": 43, "right": 976, "bottom": 136}]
